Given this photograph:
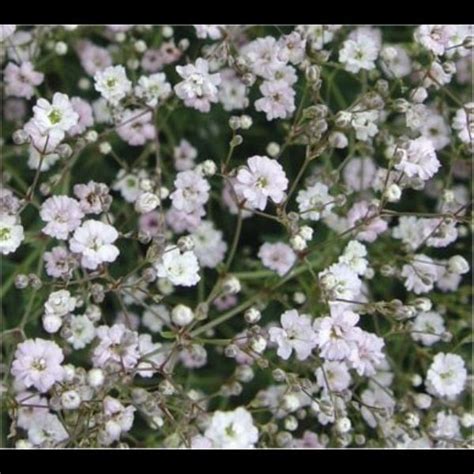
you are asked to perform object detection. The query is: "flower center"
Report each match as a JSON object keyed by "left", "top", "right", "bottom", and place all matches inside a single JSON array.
[
  {"left": 32, "top": 357, "right": 47, "bottom": 371},
  {"left": 0, "top": 227, "right": 11, "bottom": 241},
  {"left": 48, "top": 108, "right": 62, "bottom": 125}
]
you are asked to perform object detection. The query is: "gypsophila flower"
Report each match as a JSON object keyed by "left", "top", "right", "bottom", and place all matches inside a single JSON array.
[
  {"left": 69, "top": 220, "right": 119, "bottom": 270},
  {"left": 315, "top": 360, "right": 352, "bottom": 392},
  {"left": 269, "top": 310, "right": 317, "bottom": 360},
  {"left": 426, "top": 353, "right": 467, "bottom": 400},
  {"left": 234, "top": 155, "right": 288, "bottom": 211},
  {"left": 32, "top": 92, "right": 79, "bottom": 134},
  {"left": 174, "top": 58, "right": 221, "bottom": 112},
  {"left": 154, "top": 245, "right": 200, "bottom": 287},
  {"left": 255, "top": 80, "right": 296, "bottom": 121},
  {"left": 94, "top": 65, "right": 132, "bottom": 105},
  {"left": 339, "top": 34, "right": 379, "bottom": 73},
  {"left": 204, "top": 407, "right": 259, "bottom": 449},
  {"left": 4, "top": 61, "right": 44, "bottom": 99},
  {"left": 92, "top": 324, "right": 140, "bottom": 370},
  {"left": 395, "top": 137, "right": 441, "bottom": 181},
  {"left": 410, "top": 311, "right": 445, "bottom": 346},
  {"left": 135, "top": 73, "right": 172, "bottom": 107},
  {"left": 40, "top": 196, "right": 84, "bottom": 240},
  {"left": 258, "top": 242, "right": 296, "bottom": 276},
  {"left": 0, "top": 214, "right": 24, "bottom": 255},
  {"left": 170, "top": 169, "right": 210, "bottom": 214},
  {"left": 191, "top": 221, "right": 227, "bottom": 268},
  {"left": 297, "top": 182, "right": 334, "bottom": 221},
  {"left": 11, "top": 339, "right": 65, "bottom": 393},
  {"left": 401, "top": 255, "right": 439, "bottom": 294}
]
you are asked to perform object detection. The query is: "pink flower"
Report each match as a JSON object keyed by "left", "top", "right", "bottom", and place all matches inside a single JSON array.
[
  {"left": 139, "top": 211, "right": 162, "bottom": 237},
  {"left": 40, "top": 196, "right": 84, "bottom": 240},
  {"left": 343, "top": 157, "right": 377, "bottom": 192},
  {"left": 4, "top": 61, "right": 44, "bottom": 99},
  {"left": 68, "top": 97, "right": 94, "bottom": 136},
  {"left": 255, "top": 80, "right": 296, "bottom": 121},
  {"left": 23, "top": 119, "right": 64, "bottom": 154},
  {"left": 314, "top": 306, "right": 360, "bottom": 361},
  {"left": 43, "top": 246, "right": 78, "bottom": 279},
  {"left": 76, "top": 40, "right": 112, "bottom": 76},
  {"left": 234, "top": 155, "right": 288, "bottom": 210},
  {"left": 116, "top": 109, "right": 156, "bottom": 146},
  {"left": 166, "top": 207, "right": 204, "bottom": 233},
  {"left": 269, "top": 310, "right": 317, "bottom": 360},
  {"left": 349, "top": 331, "right": 385, "bottom": 376},
  {"left": 395, "top": 137, "right": 440, "bottom": 181},
  {"left": 73, "top": 180, "right": 112, "bottom": 214},
  {"left": 347, "top": 200, "right": 388, "bottom": 242},
  {"left": 92, "top": 324, "right": 140, "bottom": 370},
  {"left": 170, "top": 170, "right": 210, "bottom": 214},
  {"left": 173, "top": 139, "right": 197, "bottom": 171},
  {"left": 174, "top": 58, "right": 221, "bottom": 112},
  {"left": 11, "top": 338, "right": 65, "bottom": 393},
  {"left": 258, "top": 242, "right": 296, "bottom": 276}
]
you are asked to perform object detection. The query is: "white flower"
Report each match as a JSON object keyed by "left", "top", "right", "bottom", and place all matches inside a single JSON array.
[
  {"left": 414, "top": 25, "right": 455, "bottom": 56},
  {"left": 411, "top": 311, "right": 445, "bottom": 346},
  {"left": 92, "top": 324, "right": 140, "bottom": 370},
  {"left": 69, "top": 220, "right": 120, "bottom": 270},
  {"left": 44, "top": 289, "right": 76, "bottom": 319},
  {"left": 191, "top": 221, "right": 227, "bottom": 268},
  {"left": 431, "top": 412, "right": 461, "bottom": 440},
  {"left": 154, "top": 245, "right": 200, "bottom": 287},
  {"left": 204, "top": 407, "right": 259, "bottom": 448},
  {"left": 0, "top": 214, "right": 24, "bottom": 255},
  {"left": 351, "top": 110, "right": 379, "bottom": 141},
  {"left": 234, "top": 155, "right": 288, "bottom": 211},
  {"left": 142, "top": 304, "right": 170, "bottom": 333},
  {"left": 40, "top": 196, "right": 84, "bottom": 240},
  {"left": 296, "top": 182, "right": 334, "bottom": 221},
  {"left": 258, "top": 242, "right": 296, "bottom": 277},
  {"left": 426, "top": 353, "right": 467, "bottom": 400},
  {"left": 255, "top": 80, "right": 296, "bottom": 121},
  {"left": 452, "top": 105, "right": 473, "bottom": 145},
  {"left": 135, "top": 192, "right": 160, "bottom": 214},
  {"left": 447, "top": 255, "right": 469, "bottom": 275},
  {"left": 349, "top": 330, "right": 385, "bottom": 377},
  {"left": 315, "top": 361, "right": 352, "bottom": 392},
  {"left": 269, "top": 310, "right": 317, "bottom": 360},
  {"left": 314, "top": 305, "right": 360, "bottom": 361},
  {"left": 67, "top": 315, "right": 96, "bottom": 350},
  {"left": 174, "top": 58, "right": 221, "bottom": 112},
  {"left": 32, "top": 92, "right": 79, "bottom": 134},
  {"left": 401, "top": 255, "right": 439, "bottom": 294},
  {"left": 170, "top": 170, "right": 210, "bottom": 214},
  {"left": 27, "top": 413, "right": 69, "bottom": 447},
  {"left": 319, "top": 263, "right": 362, "bottom": 301},
  {"left": 339, "top": 35, "right": 379, "bottom": 73},
  {"left": 11, "top": 338, "right": 65, "bottom": 393},
  {"left": 94, "top": 65, "right": 132, "bottom": 105},
  {"left": 395, "top": 137, "right": 440, "bottom": 181},
  {"left": 100, "top": 396, "right": 136, "bottom": 446},
  {"left": 135, "top": 73, "right": 172, "bottom": 107},
  {"left": 338, "top": 240, "right": 368, "bottom": 275}
]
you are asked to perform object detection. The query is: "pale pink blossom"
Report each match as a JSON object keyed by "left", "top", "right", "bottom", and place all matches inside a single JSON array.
[
  {"left": 11, "top": 339, "right": 65, "bottom": 393},
  {"left": 4, "top": 61, "right": 44, "bottom": 99},
  {"left": 258, "top": 242, "right": 296, "bottom": 276},
  {"left": 40, "top": 196, "right": 84, "bottom": 240},
  {"left": 234, "top": 155, "right": 288, "bottom": 211}
]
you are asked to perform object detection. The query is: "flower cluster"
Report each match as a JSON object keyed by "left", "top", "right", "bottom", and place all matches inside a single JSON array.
[{"left": 1, "top": 24, "right": 472, "bottom": 450}]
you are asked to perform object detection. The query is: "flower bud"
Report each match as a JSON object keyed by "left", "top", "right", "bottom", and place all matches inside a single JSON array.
[{"left": 171, "top": 304, "right": 194, "bottom": 326}]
